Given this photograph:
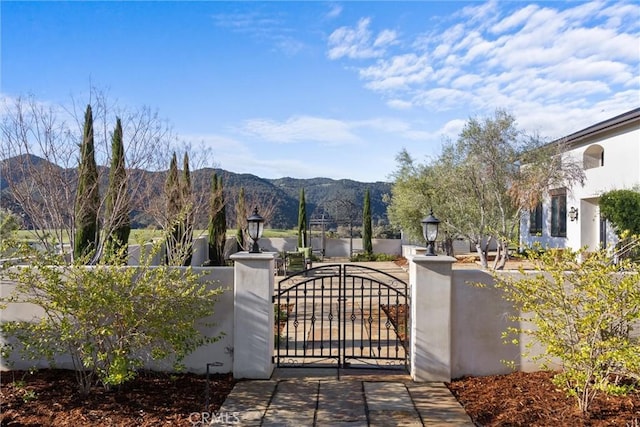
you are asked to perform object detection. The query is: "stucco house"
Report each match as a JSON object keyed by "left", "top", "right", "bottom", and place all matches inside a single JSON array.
[{"left": 520, "top": 107, "right": 640, "bottom": 252}]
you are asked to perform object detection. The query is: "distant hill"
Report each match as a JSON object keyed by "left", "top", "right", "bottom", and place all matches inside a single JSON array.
[{"left": 1, "top": 155, "right": 392, "bottom": 230}]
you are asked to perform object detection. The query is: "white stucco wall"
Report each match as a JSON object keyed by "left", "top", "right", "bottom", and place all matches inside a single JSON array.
[
  {"left": 228, "top": 237, "right": 401, "bottom": 259},
  {"left": 0, "top": 267, "right": 235, "bottom": 374},
  {"left": 132, "top": 237, "right": 402, "bottom": 266},
  {"left": 451, "top": 269, "right": 560, "bottom": 378},
  {"left": 521, "top": 121, "right": 640, "bottom": 252}
]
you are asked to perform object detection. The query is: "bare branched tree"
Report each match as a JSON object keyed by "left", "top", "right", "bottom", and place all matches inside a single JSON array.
[
  {"left": 0, "top": 90, "right": 182, "bottom": 262},
  {"left": 1, "top": 95, "right": 78, "bottom": 252}
]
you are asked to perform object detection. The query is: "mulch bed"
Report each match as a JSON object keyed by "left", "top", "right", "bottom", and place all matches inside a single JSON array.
[
  {"left": 380, "top": 303, "right": 408, "bottom": 345},
  {"left": 0, "top": 369, "right": 235, "bottom": 426},
  {"left": 2, "top": 369, "right": 638, "bottom": 426},
  {"left": 448, "top": 370, "right": 640, "bottom": 426},
  {"left": 274, "top": 303, "right": 295, "bottom": 339}
]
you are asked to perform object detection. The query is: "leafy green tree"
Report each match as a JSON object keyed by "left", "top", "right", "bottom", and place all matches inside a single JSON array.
[
  {"left": 362, "top": 188, "right": 373, "bottom": 255},
  {"left": 103, "top": 118, "right": 130, "bottom": 264},
  {"left": 205, "top": 173, "right": 227, "bottom": 266},
  {"left": 161, "top": 151, "right": 195, "bottom": 266},
  {"left": 492, "top": 247, "right": 640, "bottom": 413},
  {"left": 0, "top": 241, "right": 223, "bottom": 395},
  {"left": 599, "top": 188, "right": 640, "bottom": 260},
  {"left": 297, "top": 188, "right": 307, "bottom": 248},
  {"left": 385, "top": 151, "right": 457, "bottom": 255},
  {"left": 599, "top": 189, "right": 640, "bottom": 235},
  {"left": 73, "top": 104, "right": 100, "bottom": 262},
  {"left": 235, "top": 187, "right": 246, "bottom": 251},
  {"left": 387, "top": 110, "right": 584, "bottom": 269}
]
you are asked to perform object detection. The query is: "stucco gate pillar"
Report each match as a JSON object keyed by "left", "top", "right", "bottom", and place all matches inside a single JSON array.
[
  {"left": 230, "top": 251, "right": 276, "bottom": 379},
  {"left": 409, "top": 255, "right": 456, "bottom": 382}
]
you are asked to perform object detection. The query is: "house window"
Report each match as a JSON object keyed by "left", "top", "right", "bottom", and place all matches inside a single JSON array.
[
  {"left": 550, "top": 190, "right": 567, "bottom": 237},
  {"left": 583, "top": 145, "right": 604, "bottom": 169},
  {"left": 529, "top": 202, "right": 542, "bottom": 234}
]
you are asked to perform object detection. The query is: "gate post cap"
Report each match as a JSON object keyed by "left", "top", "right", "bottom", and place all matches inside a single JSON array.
[{"left": 231, "top": 252, "right": 277, "bottom": 261}]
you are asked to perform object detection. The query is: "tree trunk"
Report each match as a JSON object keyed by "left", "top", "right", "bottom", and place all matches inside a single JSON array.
[
  {"left": 443, "top": 236, "right": 454, "bottom": 257},
  {"left": 475, "top": 242, "right": 488, "bottom": 268},
  {"left": 493, "top": 239, "right": 510, "bottom": 270}
]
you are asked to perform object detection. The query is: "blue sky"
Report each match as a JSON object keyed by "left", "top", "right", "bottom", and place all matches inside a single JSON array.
[{"left": 2, "top": 1, "right": 639, "bottom": 182}]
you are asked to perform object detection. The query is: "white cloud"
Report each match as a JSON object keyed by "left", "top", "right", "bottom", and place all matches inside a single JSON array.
[
  {"left": 490, "top": 4, "right": 538, "bottom": 34},
  {"left": 451, "top": 74, "right": 482, "bottom": 89},
  {"left": 359, "top": 54, "right": 432, "bottom": 91},
  {"left": 412, "top": 88, "right": 476, "bottom": 111},
  {"left": 387, "top": 99, "right": 413, "bottom": 110},
  {"left": 327, "top": 1, "right": 639, "bottom": 139},
  {"left": 327, "top": 17, "right": 397, "bottom": 60},
  {"left": 374, "top": 29, "right": 397, "bottom": 48},
  {"left": 439, "top": 119, "right": 466, "bottom": 140},
  {"left": 544, "top": 58, "right": 633, "bottom": 84},
  {"left": 326, "top": 3, "right": 343, "bottom": 19},
  {"left": 600, "top": 2, "right": 640, "bottom": 29},
  {"left": 242, "top": 116, "right": 360, "bottom": 144},
  {"left": 457, "top": 0, "right": 499, "bottom": 28},
  {"left": 211, "top": 11, "right": 306, "bottom": 56}
]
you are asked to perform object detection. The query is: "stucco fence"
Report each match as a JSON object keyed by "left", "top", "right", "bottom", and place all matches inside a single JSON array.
[
  {"left": 0, "top": 266, "right": 236, "bottom": 376},
  {"left": 2, "top": 253, "right": 567, "bottom": 381},
  {"left": 127, "top": 237, "right": 403, "bottom": 267}
]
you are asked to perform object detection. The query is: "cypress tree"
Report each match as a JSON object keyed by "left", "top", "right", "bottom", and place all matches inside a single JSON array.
[
  {"left": 205, "top": 173, "right": 226, "bottom": 266},
  {"left": 297, "top": 188, "right": 307, "bottom": 248},
  {"left": 235, "top": 187, "right": 246, "bottom": 251},
  {"left": 74, "top": 104, "right": 100, "bottom": 262},
  {"left": 181, "top": 152, "right": 193, "bottom": 266},
  {"left": 363, "top": 188, "right": 373, "bottom": 255},
  {"left": 165, "top": 152, "right": 180, "bottom": 265},
  {"left": 104, "top": 117, "right": 130, "bottom": 264}
]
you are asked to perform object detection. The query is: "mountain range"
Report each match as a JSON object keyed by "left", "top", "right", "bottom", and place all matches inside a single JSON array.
[{"left": 0, "top": 155, "right": 393, "bottom": 230}]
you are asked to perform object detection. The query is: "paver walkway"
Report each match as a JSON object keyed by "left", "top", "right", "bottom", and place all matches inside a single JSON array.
[{"left": 217, "top": 369, "right": 474, "bottom": 426}]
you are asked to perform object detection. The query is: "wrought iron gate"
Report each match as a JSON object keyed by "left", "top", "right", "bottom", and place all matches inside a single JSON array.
[{"left": 274, "top": 264, "right": 409, "bottom": 370}]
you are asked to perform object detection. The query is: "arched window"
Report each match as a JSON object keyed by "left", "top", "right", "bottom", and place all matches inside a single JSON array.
[{"left": 583, "top": 144, "right": 604, "bottom": 169}]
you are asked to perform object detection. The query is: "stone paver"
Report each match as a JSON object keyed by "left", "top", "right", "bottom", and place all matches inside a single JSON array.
[
  {"left": 218, "top": 373, "right": 474, "bottom": 426},
  {"left": 217, "top": 380, "right": 276, "bottom": 426},
  {"left": 365, "top": 382, "right": 422, "bottom": 426},
  {"left": 263, "top": 380, "right": 318, "bottom": 426},
  {"left": 316, "top": 380, "right": 367, "bottom": 426},
  {"left": 407, "top": 382, "right": 475, "bottom": 426}
]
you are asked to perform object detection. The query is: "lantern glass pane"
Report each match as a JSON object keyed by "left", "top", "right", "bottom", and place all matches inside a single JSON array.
[
  {"left": 248, "top": 222, "right": 258, "bottom": 240},
  {"left": 426, "top": 223, "right": 438, "bottom": 241}
]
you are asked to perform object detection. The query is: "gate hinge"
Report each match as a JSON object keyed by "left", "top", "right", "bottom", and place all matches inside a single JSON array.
[{"left": 272, "top": 296, "right": 276, "bottom": 303}]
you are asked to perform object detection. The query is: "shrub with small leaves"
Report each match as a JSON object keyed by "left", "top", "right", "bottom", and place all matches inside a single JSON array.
[
  {"left": 0, "top": 239, "right": 223, "bottom": 395},
  {"left": 492, "top": 246, "right": 640, "bottom": 413}
]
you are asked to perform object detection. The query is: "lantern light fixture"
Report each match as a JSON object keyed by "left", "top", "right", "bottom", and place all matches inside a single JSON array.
[
  {"left": 421, "top": 209, "right": 440, "bottom": 256},
  {"left": 568, "top": 206, "right": 578, "bottom": 222},
  {"left": 247, "top": 207, "right": 265, "bottom": 253}
]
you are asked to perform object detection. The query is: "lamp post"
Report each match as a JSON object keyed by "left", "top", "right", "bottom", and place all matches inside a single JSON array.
[
  {"left": 421, "top": 209, "right": 440, "bottom": 256},
  {"left": 247, "top": 207, "right": 265, "bottom": 253}
]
